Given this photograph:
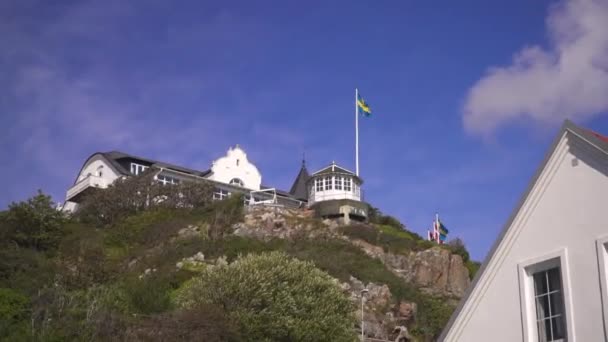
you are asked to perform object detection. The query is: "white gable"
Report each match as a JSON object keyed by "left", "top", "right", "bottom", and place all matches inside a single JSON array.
[
  {"left": 441, "top": 128, "right": 608, "bottom": 341},
  {"left": 207, "top": 145, "right": 262, "bottom": 190}
]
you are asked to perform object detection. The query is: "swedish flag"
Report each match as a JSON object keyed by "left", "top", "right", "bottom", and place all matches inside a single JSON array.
[{"left": 357, "top": 93, "right": 372, "bottom": 117}]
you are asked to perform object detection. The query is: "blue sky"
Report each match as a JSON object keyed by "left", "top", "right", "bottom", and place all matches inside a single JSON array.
[{"left": 2, "top": 0, "right": 608, "bottom": 261}]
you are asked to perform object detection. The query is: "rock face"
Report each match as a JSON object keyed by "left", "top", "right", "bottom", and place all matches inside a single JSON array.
[
  {"left": 344, "top": 276, "right": 417, "bottom": 341},
  {"left": 232, "top": 206, "right": 339, "bottom": 240},
  {"left": 353, "top": 240, "right": 470, "bottom": 298},
  {"left": 235, "top": 207, "right": 471, "bottom": 298}
]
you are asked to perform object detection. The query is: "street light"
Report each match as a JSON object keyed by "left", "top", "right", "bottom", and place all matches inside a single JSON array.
[{"left": 360, "top": 288, "right": 369, "bottom": 342}]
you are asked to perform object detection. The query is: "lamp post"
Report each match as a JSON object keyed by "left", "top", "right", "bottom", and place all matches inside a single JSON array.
[{"left": 360, "top": 288, "right": 369, "bottom": 342}]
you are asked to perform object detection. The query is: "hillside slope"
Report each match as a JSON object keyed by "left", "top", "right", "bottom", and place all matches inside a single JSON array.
[{"left": 0, "top": 190, "right": 477, "bottom": 341}]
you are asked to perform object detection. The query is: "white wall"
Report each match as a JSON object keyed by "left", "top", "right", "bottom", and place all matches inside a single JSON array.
[
  {"left": 77, "top": 155, "right": 121, "bottom": 183},
  {"left": 63, "top": 154, "right": 122, "bottom": 212},
  {"left": 207, "top": 146, "right": 262, "bottom": 190},
  {"left": 444, "top": 132, "right": 608, "bottom": 341}
]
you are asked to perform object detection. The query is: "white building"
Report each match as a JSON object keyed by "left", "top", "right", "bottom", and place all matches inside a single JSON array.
[
  {"left": 439, "top": 120, "right": 608, "bottom": 342},
  {"left": 63, "top": 145, "right": 368, "bottom": 221}
]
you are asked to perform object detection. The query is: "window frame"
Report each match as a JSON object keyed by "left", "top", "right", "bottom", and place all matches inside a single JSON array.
[
  {"left": 518, "top": 249, "right": 574, "bottom": 342},
  {"left": 344, "top": 177, "right": 352, "bottom": 192},
  {"left": 324, "top": 176, "right": 332, "bottom": 191},
  {"left": 596, "top": 235, "right": 608, "bottom": 339},
  {"left": 229, "top": 178, "right": 245, "bottom": 187},
  {"left": 130, "top": 162, "right": 149, "bottom": 175},
  {"left": 335, "top": 176, "right": 343, "bottom": 190},
  {"left": 315, "top": 178, "right": 323, "bottom": 192}
]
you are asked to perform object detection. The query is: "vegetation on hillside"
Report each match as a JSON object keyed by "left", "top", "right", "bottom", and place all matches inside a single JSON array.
[{"left": 0, "top": 175, "right": 479, "bottom": 341}]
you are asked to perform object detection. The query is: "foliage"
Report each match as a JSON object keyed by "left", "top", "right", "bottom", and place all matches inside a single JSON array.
[
  {"left": 75, "top": 170, "right": 214, "bottom": 226},
  {"left": 368, "top": 206, "right": 408, "bottom": 231},
  {"left": 466, "top": 260, "right": 481, "bottom": 280},
  {"left": 174, "top": 251, "right": 356, "bottom": 342},
  {"left": 339, "top": 224, "right": 427, "bottom": 254},
  {"left": 1, "top": 191, "right": 67, "bottom": 253},
  {"left": 446, "top": 238, "right": 470, "bottom": 263},
  {"left": 0, "top": 288, "right": 30, "bottom": 338}
]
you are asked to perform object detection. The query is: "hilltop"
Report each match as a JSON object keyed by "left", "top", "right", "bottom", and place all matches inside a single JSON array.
[{"left": 0, "top": 177, "right": 479, "bottom": 341}]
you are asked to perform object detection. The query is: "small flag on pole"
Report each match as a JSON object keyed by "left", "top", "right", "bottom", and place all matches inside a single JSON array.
[{"left": 357, "top": 93, "right": 372, "bottom": 117}]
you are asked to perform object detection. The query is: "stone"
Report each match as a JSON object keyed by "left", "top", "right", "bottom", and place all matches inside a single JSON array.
[{"left": 396, "top": 301, "right": 417, "bottom": 322}]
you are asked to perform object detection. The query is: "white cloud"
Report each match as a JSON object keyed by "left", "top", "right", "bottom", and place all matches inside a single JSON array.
[{"left": 463, "top": 0, "right": 608, "bottom": 136}]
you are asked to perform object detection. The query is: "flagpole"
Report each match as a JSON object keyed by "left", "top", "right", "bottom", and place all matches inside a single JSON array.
[{"left": 355, "top": 88, "right": 359, "bottom": 176}]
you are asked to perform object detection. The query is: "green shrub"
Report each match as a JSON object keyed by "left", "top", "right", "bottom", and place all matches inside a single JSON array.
[
  {"left": 1, "top": 191, "right": 67, "bottom": 253},
  {"left": 0, "top": 288, "right": 30, "bottom": 338},
  {"left": 466, "top": 260, "right": 481, "bottom": 280},
  {"left": 174, "top": 252, "right": 356, "bottom": 342}
]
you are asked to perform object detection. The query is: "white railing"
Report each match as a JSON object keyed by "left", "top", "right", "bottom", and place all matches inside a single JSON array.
[{"left": 66, "top": 175, "right": 107, "bottom": 201}]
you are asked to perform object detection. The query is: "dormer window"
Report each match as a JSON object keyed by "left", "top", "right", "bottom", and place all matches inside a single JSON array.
[
  {"left": 130, "top": 163, "right": 148, "bottom": 175},
  {"left": 229, "top": 178, "right": 244, "bottom": 187}
]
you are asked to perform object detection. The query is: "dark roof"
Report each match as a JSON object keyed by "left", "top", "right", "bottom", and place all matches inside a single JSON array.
[
  {"left": 310, "top": 163, "right": 363, "bottom": 184},
  {"left": 102, "top": 151, "right": 212, "bottom": 178},
  {"left": 289, "top": 161, "right": 310, "bottom": 201},
  {"left": 438, "top": 119, "right": 608, "bottom": 341}
]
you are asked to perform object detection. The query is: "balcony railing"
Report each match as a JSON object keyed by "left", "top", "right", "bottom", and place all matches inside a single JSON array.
[{"left": 66, "top": 175, "right": 107, "bottom": 202}]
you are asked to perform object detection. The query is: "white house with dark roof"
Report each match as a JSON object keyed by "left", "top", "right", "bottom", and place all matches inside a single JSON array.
[
  {"left": 63, "top": 145, "right": 368, "bottom": 222},
  {"left": 439, "top": 120, "right": 608, "bottom": 342}
]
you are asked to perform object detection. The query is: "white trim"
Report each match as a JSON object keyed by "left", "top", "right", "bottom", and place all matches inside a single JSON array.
[
  {"left": 595, "top": 235, "right": 608, "bottom": 340},
  {"left": 442, "top": 133, "right": 571, "bottom": 341},
  {"left": 517, "top": 248, "right": 575, "bottom": 342}
]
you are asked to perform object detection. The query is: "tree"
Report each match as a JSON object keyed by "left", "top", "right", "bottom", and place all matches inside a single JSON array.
[
  {"left": 174, "top": 252, "right": 356, "bottom": 342},
  {"left": 447, "top": 238, "right": 470, "bottom": 263},
  {"left": 1, "top": 191, "right": 67, "bottom": 252},
  {"left": 76, "top": 170, "right": 214, "bottom": 226}
]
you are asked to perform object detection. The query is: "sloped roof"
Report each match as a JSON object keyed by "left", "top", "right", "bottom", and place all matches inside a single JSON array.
[
  {"left": 288, "top": 161, "right": 310, "bottom": 200},
  {"left": 439, "top": 119, "right": 608, "bottom": 340},
  {"left": 102, "top": 151, "right": 212, "bottom": 178},
  {"left": 310, "top": 162, "right": 363, "bottom": 183}
]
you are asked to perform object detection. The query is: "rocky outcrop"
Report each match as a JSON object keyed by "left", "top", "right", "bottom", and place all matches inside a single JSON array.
[
  {"left": 344, "top": 276, "right": 417, "bottom": 341},
  {"left": 353, "top": 240, "right": 470, "bottom": 298},
  {"left": 232, "top": 206, "right": 340, "bottom": 240},
  {"left": 234, "top": 207, "right": 471, "bottom": 298}
]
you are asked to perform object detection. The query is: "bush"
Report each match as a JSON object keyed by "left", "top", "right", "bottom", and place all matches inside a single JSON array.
[
  {"left": 174, "top": 251, "right": 356, "bottom": 342},
  {"left": 1, "top": 191, "right": 67, "bottom": 253},
  {"left": 0, "top": 288, "right": 30, "bottom": 338},
  {"left": 75, "top": 170, "right": 214, "bottom": 226},
  {"left": 446, "top": 238, "right": 470, "bottom": 263}
]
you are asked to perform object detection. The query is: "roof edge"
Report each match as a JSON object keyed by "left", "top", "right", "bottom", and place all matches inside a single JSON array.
[{"left": 438, "top": 120, "right": 587, "bottom": 341}]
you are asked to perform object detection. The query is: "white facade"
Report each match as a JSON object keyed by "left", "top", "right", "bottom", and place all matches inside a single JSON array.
[
  {"left": 64, "top": 154, "right": 122, "bottom": 211},
  {"left": 207, "top": 145, "right": 262, "bottom": 191},
  {"left": 440, "top": 123, "right": 608, "bottom": 342},
  {"left": 308, "top": 174, "right": 362, "bottom": 204}
]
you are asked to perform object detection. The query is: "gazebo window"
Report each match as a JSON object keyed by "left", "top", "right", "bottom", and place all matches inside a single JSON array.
[
  {"left": 324, "top": 176, "right": 332, "bottom": 190},
  {"left": 315, "top": 178, "right": 323, "bottom": 192},
  {"left": 335, "top": 176, "right": 343, "bottom": 190},
  {"left": 344, "top": 177, "right": 352, "bottom": 192}
]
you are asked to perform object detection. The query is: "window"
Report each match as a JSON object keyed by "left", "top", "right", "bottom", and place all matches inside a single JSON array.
[
  {"left": 335, "top": 176, "right": 343, "bottom": 190},
  {"left": 157, "top": 174, "right": 180, "bottom": 185},
  {"left": 315, "top": 178, "right": 323, "bottom": 192},
  {"left": 236, "top": 159, "right": 240, "bottom": 166},
  {"left": 519, "top": 252, "right": 571, "bottom": 342},
  {"left": 324, "top": 176, "right": 332, "bottom": 190},
  {"left": 96, "top": 165, "right": 104, "bottom": 177},
  {"left": 344, "top": 177, "right": 352, "bottom": 192},
  {"left": 229, "top": 178, "right": 244, "bottom": 187},
  {"left": 213, "top": 189, "right": 230, "bottom": 200},
  {"left": 130, "top": 163, "right": 149, "bottom": 175},
  {"left": 596, "top": 238, "right": 608, "bottom": 338},
  {"left": 532, "top": 267, "right": 566, "bottom": 342}
]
